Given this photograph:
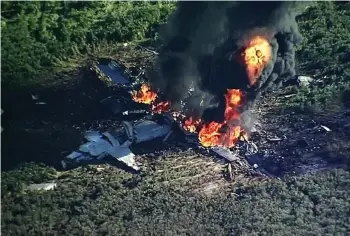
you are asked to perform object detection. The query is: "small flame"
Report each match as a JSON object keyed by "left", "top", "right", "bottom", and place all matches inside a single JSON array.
[
  {"left": 183, "top": 117, "right": 202, "bottom": 133},
  {"left": 242, "top": 36, "right": 272, "bottom": 85},
  {"left": 132, "top": 84, "right": 157, "bottom": 104},
  {"left": 152, "top": 101, "right": 171, "bottom": 114}
]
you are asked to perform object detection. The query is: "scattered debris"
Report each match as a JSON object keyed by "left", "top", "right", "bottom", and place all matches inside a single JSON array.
[
  {"left": 212, "top": 147, "right": 240, "bottom": 162},
  {"left": 227, "top": 163, "right": 233, "bottom": 180},
  {"left": 320, "top": 125, "right": 331, "bottom": 132},
  {"left": 93, "top": 60, "right": 130, "bottom": 86},
  {"left": 267, "top": 137, "right": 282, "bottom": 142},
  {"left": 96, "top": 166, "right": 105, "bottom": 172},
  {"left": 136, "top": 44, "right": 159, "bottom": 55},
  {"left": 64, "top": 119, "right": 172, "bottom": 171},
  {"left": 31, "top": 94, "right": 39, "bottom": 100},
  {"left": 297, "top": 75, "right": 313, "bottom": 87},
  {"left": 284, "top": 94, "right": 297, "bottom": 98},
  {"left": 122, "top": 110, "right": 149, "bottom": 116},
  {"left": 27, "top": 183, "right": 57, "bottom": 191}
]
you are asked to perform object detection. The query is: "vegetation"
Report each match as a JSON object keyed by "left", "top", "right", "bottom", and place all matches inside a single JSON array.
[
  {"left": 291, "top": 1, "right": 350, "bottom": 111},
  {"left": 1, "top": 1, "right": 175, "bottom": 87},
  {"left": 2, "top": 163, "right": 350, "bottom": 235},
  {"left": 2, "top": 1, "right": 350, "bottom": 236}
]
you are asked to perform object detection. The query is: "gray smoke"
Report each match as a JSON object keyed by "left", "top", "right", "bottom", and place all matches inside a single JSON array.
[{"left": 147, "top": 1, "right": 305, "bottom": 118}]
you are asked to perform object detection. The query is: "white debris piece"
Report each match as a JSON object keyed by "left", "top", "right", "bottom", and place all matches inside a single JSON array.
[
  {"left": 297, "top": 76, "right": 313, "bottom": 87},
  {"left": 31, "top": 94, "right": 39, "bottom": 100},
  {"left": 28, "top": 183, "right": 57, "bottom": 191},
  {"left": 211, "top": 147, "right": 239, "bottom": 162},
  {"left": 267, "top": 137, "right": 282, "bottom": 142},
  {"left": 108, "top": 146, "right": 140, "bottom": 171},
  {"left": 320, "top": 125, "right": 331, "bottom": 132}
]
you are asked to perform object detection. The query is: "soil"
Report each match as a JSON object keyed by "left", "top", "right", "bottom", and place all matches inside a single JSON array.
[{"left": 2, "top": 48, "right": 349, "bottom": 187}]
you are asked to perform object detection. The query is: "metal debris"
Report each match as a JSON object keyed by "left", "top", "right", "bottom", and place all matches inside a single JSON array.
[
  {"left": 133, "top": 120, "right": 172, "bottom": 143},
  {"left": 109, "top": 146, "right": 140, "bottom": 171},
  {"left": 227, "top": 163, "right": 233, "bottom": 180},
  {"left": 122, "top": 121, "right": 134, "bottom": 140},
  {"left": 27, "top": 183, "right": 57, "bottom": 191},
  {"left": 320, "top": 125, "right": 331, "bottom": 132},
  {"left": 122, "top": 110, "right": 148, "bottom": 116},
  {"left": 96, "top": 60, "right": 130, "bottom": 85},
  {"left": 267, "top": 137, "right": 282, "bottom": 142},
  {"left": 136, "top": 44, "right": 159, "bottom": 55},
  {"left": 212, "top": 147, "right": 240, "bottom": 162},
  {"left": 64, "top": 119, "right": 171, "bottom": 171},
  {"left": 31, "top": 94, "right": 39, "bottom": 100},
  {"left": 284, "top": 94, "right": 297, "bottom": 98},
  {"left": 163, "top": 130, "right": 173, "bottom": 142},
  {"left": 297, "top": 75, "right": 313, "bottom": 87}
]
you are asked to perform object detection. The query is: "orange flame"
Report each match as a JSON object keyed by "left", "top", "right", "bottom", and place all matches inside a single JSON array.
[
  {"left": 183, "top": 117, "right": 202, "bottom": 133},
  {"left": 242, "top": 36, "right": 272, "bottom": 85},
  {"left": 198, "top": 89, "right": 243, "bottom": 148},
  {"left": 132, "top": 84, "right": 157, "bottom": 104},
  {"left": 152, "top": 101, "right": 171, "bottom": 114},
  {"left": 132, "top": 86, "right": 246, "bottom": 148}
]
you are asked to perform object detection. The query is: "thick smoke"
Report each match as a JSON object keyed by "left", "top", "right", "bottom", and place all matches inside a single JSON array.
[{"left": 147, "top": 1, "right": 304, "bottom": 118}]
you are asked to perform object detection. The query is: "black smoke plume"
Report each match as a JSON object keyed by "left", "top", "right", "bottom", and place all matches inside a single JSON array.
[{"left": 147, "top": 1, "right": 304, "bottom": 120}]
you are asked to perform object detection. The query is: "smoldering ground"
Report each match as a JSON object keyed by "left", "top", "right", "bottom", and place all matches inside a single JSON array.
[{"left": 147, "top": 1, "right": 304, "bottom": 118}]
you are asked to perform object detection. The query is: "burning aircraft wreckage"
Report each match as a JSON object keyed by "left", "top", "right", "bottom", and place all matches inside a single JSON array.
[{"left": 64, "top": 2, "right": 304, "bottom": 177}]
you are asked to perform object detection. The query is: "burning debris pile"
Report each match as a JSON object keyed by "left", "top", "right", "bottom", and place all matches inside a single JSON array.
[
  {"left": 64, "top": 2, "right": 304, "bottom": 174},
  {"left": 135, "top": 2, "right": 303, "bottom": 148}
]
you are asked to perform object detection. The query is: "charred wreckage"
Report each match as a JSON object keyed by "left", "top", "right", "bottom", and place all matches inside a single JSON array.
[{"left": 63, "top": 2, "right": 304, "bottom": 177}]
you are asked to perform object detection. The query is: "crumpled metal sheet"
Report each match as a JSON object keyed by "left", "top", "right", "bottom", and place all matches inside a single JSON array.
[
  {"left": 79, "top": 138, "right": 113, "bottom": 156},
  {"left": 64, "top": 119, "right": 172, "bottom": 171},
  {"left": 133, "top": 120, "right": 172, "bottom": 143},
  {"left": 65, "top": 130, "right": 140, "bottom": 170}
]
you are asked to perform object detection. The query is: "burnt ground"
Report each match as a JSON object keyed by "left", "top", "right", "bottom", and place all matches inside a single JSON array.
[{"left": 2, "top": 47, "right": 350, "bottom": 195}]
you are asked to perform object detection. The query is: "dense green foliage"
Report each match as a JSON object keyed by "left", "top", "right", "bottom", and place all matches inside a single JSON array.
[
  {"left": 2, "top": 164, "right": 350, "bottom": 235},
  {"left": 292, "top": 2, "right": 350, "bottom": 111},
  {"left": 1, "top": 1, "right": 175, "bottom": 86}
]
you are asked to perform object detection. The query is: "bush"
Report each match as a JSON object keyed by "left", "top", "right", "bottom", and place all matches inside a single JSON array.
[
  {"left": 1, "top": 1, "right": 176, "bottom": 87},
  {"left": 291, "top": 2, "right": 350, "bottom": 111}
]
